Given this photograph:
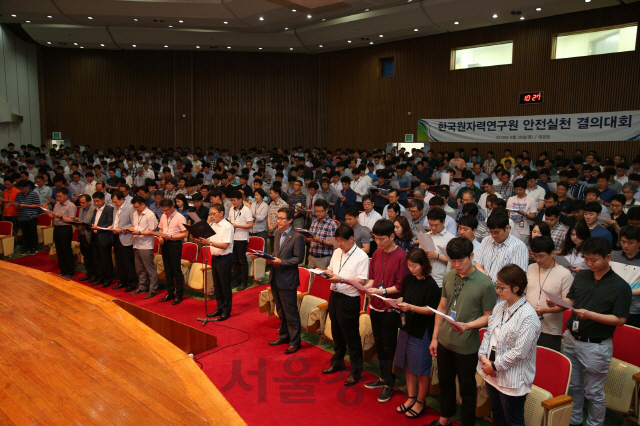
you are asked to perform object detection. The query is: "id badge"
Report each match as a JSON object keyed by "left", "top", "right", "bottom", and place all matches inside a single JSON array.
[
  {"left": 519, "top": 221, "right": 524, "bottom": 227},
  {"left": 572, "top": 320, "right": 579, "bottom": 332},
  {"left": 450, "top": 310, "right": 456, "bottom": 321}
]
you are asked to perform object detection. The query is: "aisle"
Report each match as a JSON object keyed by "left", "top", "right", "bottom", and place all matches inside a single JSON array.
[{"left": 9, "top": 249, "right": 444, "bottom": 426}]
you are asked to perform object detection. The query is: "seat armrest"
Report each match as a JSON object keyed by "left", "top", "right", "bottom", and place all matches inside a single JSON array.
[
  {"left": 0, "top": 236, "right": 12, "bottom": 240},
  {"left": 317, "top": 302, "right": 329, "bottom": 310},
  {"left": 297, "top": 292, "right": 309, "bottom": 299},
  {"left": 182, "top": 262, "right": 193, "bottom": 268},
  {"left": 265, "top": 286, "right": 271, "bottom": 291},
  {"left": 41, "top": 225, "right": 54, "bottom": 230},
  {"left": 541, "top": 395, "right": 572, "bottom": 410},
  {"left": 633, "top": 372, "right": 640, "bottom": 383},
  {"left": 200, "top": 266, "right": 213, "bottom": 271},
  {"left": 359, "top": 310, "right": 365, "bottom": 315}
]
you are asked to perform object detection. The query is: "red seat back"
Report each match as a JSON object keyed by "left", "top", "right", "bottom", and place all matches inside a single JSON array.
[
  {"left": 534, "top": 346, "right": 572, "bottom": 397},
  {"left": 309, "top": 275, "right": 332, "bottom": 301},
  {"left": 37, "top": 214, "right": 52, "bottom": 227},
  {"left": 479, "top": 328, "right": 486, "bottom": 341},
  {"left": 298, "top": 267, "right": 310, "bottom": 293},
  {"left": 153, "top": 236, "right": 161, "bottom": 255},
  {"left": 182, "top": 242, "right": 198, "bottom": 262},
  {"left": 561, "top": 310, "right": 572, "bottom": 334},
  {"left": 76, "top": 206, "right": 81, "bottom": 219},
  {"left": 196, "top": 246, "right": 213, "bottom": 264},
  {"left": 248, "top": 236, "right": 264, "bottom": 252},
  {"left": 72, "top": 228, "right": 79, "bottom": 242},
  {"left": 0, "top": 221, "right": 13, "bottom": 235},
  {"left": 612, "top": 324, "right": 640, "bottom": 366}
]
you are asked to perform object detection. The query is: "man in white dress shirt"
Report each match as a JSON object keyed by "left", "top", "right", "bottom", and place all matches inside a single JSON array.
[
  {"left": 228, "top": 190, "right": 254, "bottom": 291},
  {"left": 425, "top": 208, "right": 455, "bottom": 288}
]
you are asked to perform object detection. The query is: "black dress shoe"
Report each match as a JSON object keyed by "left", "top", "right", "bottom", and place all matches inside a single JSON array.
[
  {"left": 322, "top": 363, "right": 346, "bottom": 374},
  {"left": 237, "top": 284, "right": 247, "bottom": 291},
  {"left": 344, "top": 373, "right": 360, "bottom": 387},
  {"left": 269, "top": 337, "right": 291, "bottom": 346},
  {"left": 79, "top": 275, "right": 91, "bottom": 281},
  {"left": 284, "top": 344, "right": 301, "bottom": 354},
  {"left": 112, "top": 283, "right": 127, "bottom": 290},
  {"left": 216, "top": 313, "right": 230, "bottom": 322},
  {"left": 125, "top": 286, "right": 137, "bottom": 292},
  {"left": 130, "top": 289, "right": 144, "bottom": 295},
  {"left": 159, "top": 294, "right": 175, "bottom": 302},
  {"left": 172, "top": 296, "right": 183, "bottom": 305},
  {"left": 90, "top": 280, "right": 101, "bottom": 286},
  {"left": 101, "top": 281, "right": 112, "bottom": 288},
  {"left": 207, "top": 308, "right": 223, "bottom": 318},
  {"left": 144, "top": 292, "right": 157, "bottom": 299}
]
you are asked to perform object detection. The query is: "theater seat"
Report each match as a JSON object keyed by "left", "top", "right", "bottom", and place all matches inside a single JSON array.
[
  {"left": 70, "top": 228, "right": 81, "bottom": 263},
  {"left": 259, "top": 267, "right": 310, "bottom": 317},
  {"left": 247, "top": 236, "right": 266, "bottom": 285},
  {"left": 154, "top": 241, "right": 197, "bottom": 281},
  {"left": 606, "top": 325, "right": 640, "bottom": 423},
  {"left": 36, "top": 214, "right": 54, "bottom": 246},
  {"left": 0, "top": 221, "right": 15, "bottom": 258},
  {"left": 186, "top": 247, "right": 213, "bottom": 292},
  {"left": 298, "top": 274, "right": 331, "bottom": 334}
]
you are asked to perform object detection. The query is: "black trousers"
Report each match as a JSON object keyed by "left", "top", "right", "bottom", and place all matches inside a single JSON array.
[
  {"left": 271, "top": 283, "right": 301, "bottom": 345},
  {"left": 232, "top": 239, "right": 249, "bottom": 287},
  {"left": 537, "top": 332, "right": 562, "bottom": 353},
  {"left": 113, "top": 237, "right": 137, "bottom": 285},
  {"left": 53, "top": 226, "right": 75, "bottom": 276},
  {"left": 437, "top": 342, "right": 478, "bottom": 426},
  {"left": 91, "top": 233, "right": 113, "bottom": 283},
  {"left": 329, "top": 291, "right": 363, "bottom": 374},
  {"left": 161, "top": 240, "right": 184, "bottom": 297},
  {"left": 370, "top": 309, "right": 400, "bottom": 386},
  {"left": 17, "top": 217, "right": 38, "bottom": 252},
  {"left": 79, "top": 233, "right": 96, "bottom": 279},
  {"left": 211, "top": 253, "right": 233, "bottom": 314}
]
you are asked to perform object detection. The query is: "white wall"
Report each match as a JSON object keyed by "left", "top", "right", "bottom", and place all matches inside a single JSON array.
[{"left": 0, "top": 24, "right": 40, "bottom": 151}]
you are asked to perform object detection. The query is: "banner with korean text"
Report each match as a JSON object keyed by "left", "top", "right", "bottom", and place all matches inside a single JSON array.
[{"left": 417, "top": 111, "right": 640, "bottom": 143}]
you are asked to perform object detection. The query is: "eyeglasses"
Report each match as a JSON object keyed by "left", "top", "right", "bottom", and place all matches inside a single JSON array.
[
  {"left": 489, "top": 229, "right": 505, "bottom": 236},
  {"left": 495, "top": 284, "right": 508, "bottom": 293}
]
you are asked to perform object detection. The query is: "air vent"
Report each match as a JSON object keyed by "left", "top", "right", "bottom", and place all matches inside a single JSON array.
[{"left": 153, "top": 19, "right": 165, "bottom": 23}]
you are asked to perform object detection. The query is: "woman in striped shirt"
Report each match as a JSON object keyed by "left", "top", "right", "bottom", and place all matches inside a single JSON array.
[{"left": 477, "top": 264, "right": 540, "bottom": 426}]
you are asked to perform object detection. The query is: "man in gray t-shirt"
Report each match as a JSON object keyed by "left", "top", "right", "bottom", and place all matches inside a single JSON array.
[
  {"left": 345, "top": 207, "right": 371, "bottom": 255},
  {"left": 610, "top": 225, "right": 640, "bottom": 328}
]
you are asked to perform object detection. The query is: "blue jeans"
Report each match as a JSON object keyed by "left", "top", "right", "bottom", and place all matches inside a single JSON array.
[{"left": 485, "top": 382, "right": 527, "bottom": 426}]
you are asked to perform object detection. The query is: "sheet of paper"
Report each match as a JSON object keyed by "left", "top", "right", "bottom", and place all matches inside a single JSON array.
[
  {"left": 441, "top": 173, "right": 450, "bottom": 185},
  {"left": 151, "top": 231, "right": 171, "bottom": 239},
  {"left": 371, "top": 293, "right": 400, "bottom": 309},
  {"left": 187, "top": 212, "right": 202, "bottom": 223},
  {"left": 342, "top": 278, "right": 368, "bottom": 292},
  {"left": 332, "top": 188, "right": 344, "bottom": 199},
  {"left": 427, "top": 306, "right": 468, "bottom": 330},
  {"left": 416, "top": 232, "right": 437, "bottom": 252},
  {"left": 326, "top": 237, "right": 340, "bottom": 248},
  {"left": 543, "top": 289, "right": 574, "bottom": 311},
  {"left": 401, "top": 210, "right": 413, "bottom": 221},
  {"left": 377, "top": 188, "right": 390, "bottom": 196},
  {"left": 390, "top": 181, "right": 400, "bottom": 190},
  {"left": 415, "top": 224, "right": 430, "bottom": 233},
  {"left": 437, "top": 245, "right": 447, "bottom": 255},
  {"left": 307, "top": 268, "right": 328, "bottom": 275},
  {"left": 546, "top": 182, "right": 558, "bottom": 192},
  {"left": 553, "top": 255, "right": 572, "bottom": 269}
]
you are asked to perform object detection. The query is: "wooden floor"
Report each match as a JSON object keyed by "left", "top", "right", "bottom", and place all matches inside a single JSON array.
[{"left": 0, "top": 261, "right": 246, "bottom": 426}]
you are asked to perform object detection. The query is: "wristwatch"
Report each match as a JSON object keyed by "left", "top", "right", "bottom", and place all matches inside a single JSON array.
[
  {"left": 382, "top": 288, "right": 388, "bottom": 296},
  {"left": 340, "top": 278, "right": 344, "bottom": 283}
]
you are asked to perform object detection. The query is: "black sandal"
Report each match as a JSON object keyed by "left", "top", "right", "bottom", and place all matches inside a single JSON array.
[
  {"left": 405, "top": 400, "right": 425, "bottom": 418},
  {"left": 396, "top": 396, "right": 416, "bottom": 414}
]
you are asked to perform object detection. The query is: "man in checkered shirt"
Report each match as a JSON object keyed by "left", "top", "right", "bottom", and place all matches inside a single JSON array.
[{"left": 305, "top": 199, "right": 337, "bottom": 278}]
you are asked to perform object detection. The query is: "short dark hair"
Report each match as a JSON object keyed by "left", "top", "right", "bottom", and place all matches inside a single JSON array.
[
  {"left": 406, "top": 248, "right": 432, "bottom": 277},
  {"left": 160, "top": 198, "right": 174, "bottom": 208},
  {"left": 458, "top": 215, "right": 478, "bottom": 230},
  {"left": 278, "top": 207, "right": 293, "bottom": 220},
  {"left": 192, "top": 193, "right": 203, "bottom": 202},
  {"left": 92, "top": 191, "right": 105, "bottom": 200},
  {"left": 335, "top": 223, "right": 354, "bottom": 240},
  {"left": 530, "top": 236, "right": 555, "bottom": 254},
  {"left": 132, "top": 195, "right": 146, "bottom": 205},
  {"left": 228, "top": 190, "right": 242, "bottom": 199},
  {"left": 429, "top": 196, "right": 445, "bottom": 207},
  {"left": 426, "top": 207, "right": 446, "bottom": 223},
  {"left": 584, "top": 201, "right": 602, "bottom": 214},
  {"left": 487, "top": 211, "right": 509, "bottom": 229},
  {"left": 344, "top": 206, "right": 360, "bottom": 218},
  {"left": 620, "top": 225, "right": 640, "bottom": 242},
  {"left": 372, "top": 219, "right": 395, "bottom": 238},
  {"left": 497, "top": 264, "right": 527, "bottom": 296},
  {"left": 112, "top": 190, "right": 125, "bottom": 201},
  {"left": 545, "top": 206, "right": 561, "bottom": 218},
  {"left": 409, "top": 198, "right": 424, "bottom": 211},
  {"left": 581, "top": 237, "right": 612, "bottom": 258},
  {"left": 446, "top": 237, "right": 474, "bottom": 260}
]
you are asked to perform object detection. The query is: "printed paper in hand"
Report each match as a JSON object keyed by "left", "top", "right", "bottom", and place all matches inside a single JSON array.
[
  {"left": 542, "top": 289, "right": 574, "bottom": 311},
  {"left": 401, "top": 210, "right": 413, "bottom": 221},
  {"left": 553, "top": 255, "right": 572, "bottom": 269},
  {"left": 151, "top": 231, "right": 171, "bottom": 239},
  {"left": 377, "top": 188, "right": 390, "bottom": 196},
  {"left": 188, "top": 212, "right": 202, "bottom": 223},
  {"left": 427, "top": 307, "right": 468, "bottom": 330},
  {"left": 326, "top": 237, "right": 340, "bottom": 248},
  {"left": 295, "top": 228, "right": 316, "bottom": 239},
  {"left": 546, "top": 182, "right": 558, "bottom": 192},
  {"left": 415, "top": 224, "right": 430, "bottom": 233},
  {"left": 332, "top": 188, "right": 344, "bottom": 199},
  {"left": 307, "top": 269, "right": 331, "bottom": 278},
  {"left": 342, "top": 278, "right": 368, "bottom": 292},
  {"left": 441, "top": 173, "right": 450, "bottom": 185},
  {"left": 416, "top": 232, "right": 437, "bottom": 252},
  {"left": 372, "top": 294, "right": 400, "bottom": 309},
  {"left": 390, "top": 181, "right": 400, "bottom": 190}
]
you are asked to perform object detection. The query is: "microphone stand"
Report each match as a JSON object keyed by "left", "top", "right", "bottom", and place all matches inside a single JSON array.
[{"left": 197, "top": 233, "right": 217, "bottom": 326}]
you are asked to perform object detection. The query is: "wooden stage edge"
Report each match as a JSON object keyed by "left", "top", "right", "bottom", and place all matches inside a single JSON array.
[{"left": 0, "top": 261, "right": 246, "bottom": 426}]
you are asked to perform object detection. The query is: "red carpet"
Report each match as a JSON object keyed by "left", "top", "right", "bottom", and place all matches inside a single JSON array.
[{"left": 9, "top": 250, "right": 443, "bottom": 426}]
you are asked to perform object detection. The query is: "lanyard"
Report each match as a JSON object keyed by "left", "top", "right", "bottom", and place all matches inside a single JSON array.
[
  {"left": 453, "top": 274, "right": 468, "bottom": 309},
  {"left": 234, "top": 206, "right": 243, "bottom": 222},
  {"left": 338, "top": 248, "right": 354, "bottom": 274},
  {"left": 537, "top": 262, "right": 555, "bottom": 304},
  {"left": 500, "top": 301, "right": 524, "bottom": 327}
]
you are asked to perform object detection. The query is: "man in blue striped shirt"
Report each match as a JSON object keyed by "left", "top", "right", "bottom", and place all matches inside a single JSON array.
[{"left": 15, "top": 180, "right": 41, "bottom": 255}]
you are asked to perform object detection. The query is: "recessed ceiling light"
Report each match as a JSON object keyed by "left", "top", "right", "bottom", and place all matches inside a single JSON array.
[
  {"left": 585, "top": 0, "right": 591, "bottom": 2},
  {"left": 319, "top": 44, "right": 323, "bottom": 47},
  {"left": 80, "top": 46, "right": 84, "bottom": 49},
  {"left": 25, "top": 21, "right": 31, "bottom": 23},
  {"left": 520, "top": 16, "right": 525, "bottom": 20},
  {"left": 196, "top": 45, "right": 200, "bottom": 48},
  {"left": 259, "top": 17, "right": 264, "bottom": 21},
  {"left": 347, "top": 40, "right": 352, "bottom": 43},
  {"left": 132, "top": 44, "right": 136, "bottom": 47},
  {"left": 100, "top": 43, "right": 105, "bottom": 46},
  {"left": 168, "top": 25, "right": 173, "bottom": 27},
  {"left": 179, "top": 20, "right": 184, "bottom": 23},
  {"left": 11, "top": 14, "right": 16, "bottom": 17},
  {"left": 224, "top": 21, "right": 228, "bottom": 24},
  {"left": 164, "top": 45, "right": 168, "bottom": 47},
  {"left": 322, "top": 18, "right": 326, "bottom": 21},
  {"left": 492, "top": 14, "right": 498, "bottom": 18},
  {"left": 454, "top": 21, "right": 459, "bottom": 24},
  {"left": 47, "top": 42, "right": 51, "bottom": 45},
  {"left": 536, "top": 7, "right": 541, "bottom": 11},
  {"left": 369, "top": 42, "right": 374, "bottom": 45},
  {"left": 307, "top": 14, "right": 312, "bottom": 18},
  {"left": 379, "top": 34, "right": 383, "bottom": 37},
  {"left": 47, "top": 15, "right": 53, "bottom": 18},
  {"left": 290, "top": 48, "right": 293, "bottom": 50},
  {"left": 365, "top": 8, "right": 369, "bottom": 11},
  {"left": 88, "top": 17, "right": 93, "bottom": 20},
  {"left": 74, "top": 42, "right": 78, "bottom": 46},
  {"left": 134, "top": 18, "right": 139, "bottom": 21},
  {"left": 292, "top": 9, "right": 297, "bottom": 12},
  {"left": 284, "top": 27, "right": 289, "bottom": 30},
  {"left": 227, "top": 46, "right": 231, "bottom": 49},
  {"left": 259, "top": 47, "right": 263, "bottom": 50},
  {"left": 414, "top": 28, "right": 418, "bottom": 31}
]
